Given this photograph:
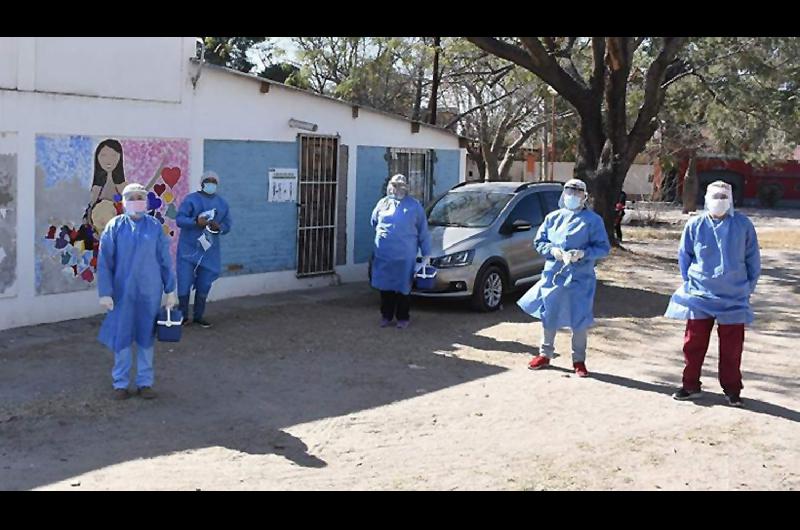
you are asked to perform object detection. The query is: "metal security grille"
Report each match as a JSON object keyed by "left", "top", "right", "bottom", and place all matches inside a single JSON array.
[
  {"left": 389, "top": 148, "right": 433, "bottom": 205},
  {"left": 297, "top": 134, "right": 339, "bottom": 277}
]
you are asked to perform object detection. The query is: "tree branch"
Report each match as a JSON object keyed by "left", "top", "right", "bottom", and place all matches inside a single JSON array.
[
  {"left": 444, "top": 89, "right": 520, "bottom": 129},
  {"left": 466, "top": 37, "right": 592, "bottom": 112},
  {"left": 627, "top": 37, "right": 689, "bottom": 164},
  {"left": 590, "top": 37, "right": 606, "bottom": 97},
  {"left": 605, "top": 37, "right": 633, "bottom": 157}
]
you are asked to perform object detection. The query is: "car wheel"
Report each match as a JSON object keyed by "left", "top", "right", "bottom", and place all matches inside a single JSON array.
[{"left": 471, "top": 265, "right": 505, "bottom": 312}]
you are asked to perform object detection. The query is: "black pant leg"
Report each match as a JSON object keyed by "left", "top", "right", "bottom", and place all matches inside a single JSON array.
[
  {"left": 380, "top": 291, "right": 396, "bottom": 320},
  {"left": 615, "top": 224, "right": 623, "bottom": 242},
  {"left": 396, "top": 293, "right": 411, "bottom": 321}
]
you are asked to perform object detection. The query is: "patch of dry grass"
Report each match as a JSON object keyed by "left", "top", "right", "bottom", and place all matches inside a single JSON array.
[
  {"left": 624, "top": 226, "right": 682, "bottom": 241},
  {"left": 757, "top": 229, "right": 800, "bottom": 250},
  {"left": 626, "top": 224, "right": 799, "bottom": 250}
]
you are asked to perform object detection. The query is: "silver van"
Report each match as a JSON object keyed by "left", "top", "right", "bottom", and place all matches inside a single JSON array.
[{"left": 413, "top": 181, "right": 565, "bottom": 311}]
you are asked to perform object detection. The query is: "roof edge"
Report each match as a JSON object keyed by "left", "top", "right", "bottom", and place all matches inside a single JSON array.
[{"left": 195, "top": 60, "right": 466, "bottom": 141}]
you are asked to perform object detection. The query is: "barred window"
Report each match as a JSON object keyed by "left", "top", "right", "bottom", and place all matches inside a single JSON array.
[{"left": 388, "top": 148, "right": 434, "bottom": 206}]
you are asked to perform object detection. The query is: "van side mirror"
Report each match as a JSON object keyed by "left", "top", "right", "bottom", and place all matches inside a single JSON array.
[
  {"left": 502, "top": 218, "right": 532, "bottom": 234},
  {"left": 512, "top": 219, "right": 532, "bottom": 232}
]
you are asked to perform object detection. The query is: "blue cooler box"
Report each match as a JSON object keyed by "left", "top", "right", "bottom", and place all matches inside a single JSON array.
[{"left": 156, "top": 307, "right": 183, "bottom": 342}]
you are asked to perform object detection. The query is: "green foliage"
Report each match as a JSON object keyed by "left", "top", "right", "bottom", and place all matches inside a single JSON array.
[
  {"left": 291, "top": 37, "right": 431, "bottom": 118},
  {"left": 655, "top": 37, "right": 800, "bottom": 165},
  {"left": 203, "top": 37, "right": 268, "bottom": 73},
  {"left": 259, "top": 62, "right": 301, "bottom": 84}
]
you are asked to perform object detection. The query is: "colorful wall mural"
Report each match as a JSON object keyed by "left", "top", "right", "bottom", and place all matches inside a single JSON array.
[
  {"left": 0, "top": 132, "right": 17, "bottom": 298},
  {"left": 35, "top": 134, "right": 190, "bottom": 295}
]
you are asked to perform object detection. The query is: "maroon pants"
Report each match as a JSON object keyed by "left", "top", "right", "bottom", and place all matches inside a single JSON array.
[{"left": 682, "top": 318, "right": 745, "bottom": 394}]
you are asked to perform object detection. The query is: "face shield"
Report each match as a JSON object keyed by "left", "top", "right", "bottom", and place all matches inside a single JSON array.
[
  {"left": 387, "top": 174, "right": 408, "bottom": 199},
  {"left": 121, "top": 183, "right": 148, "bottom": 216},
  {"left": 559, "top": 179, "right": 588, "bottom": 210},
  {"left": 705, "top": 181, "right": 734, "bottom": 217}
]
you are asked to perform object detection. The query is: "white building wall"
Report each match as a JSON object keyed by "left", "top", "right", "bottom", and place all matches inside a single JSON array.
[
  {"left": 545, "top": 162, "right": 654, "bottom": 196},
  {"left": 0, "top": 37, "right": 463, "bottom": 330},
  {"left": 0, "top": 38, "right": 18, "bottom": 89}
]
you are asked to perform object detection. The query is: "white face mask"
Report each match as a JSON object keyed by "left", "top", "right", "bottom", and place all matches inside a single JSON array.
[
  {"left": 123, "top": 199, "right": 148, "bottom": 216},
  {"left": 707, "top": 198, "right": 730, "bottom": 217},
  {"left": 563, "top": 194, "right": 583, "bottom": 210}
]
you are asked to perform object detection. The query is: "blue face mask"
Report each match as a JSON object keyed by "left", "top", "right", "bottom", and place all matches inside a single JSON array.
[
  {"left": 564, "top": 194, "right": 583, "bottom": 210},
  {"left": 202, "top": 183, "right": 217, "bottom": 195}
]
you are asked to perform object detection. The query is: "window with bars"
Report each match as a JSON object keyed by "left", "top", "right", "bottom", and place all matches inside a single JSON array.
[{"left": 388, "top": 148, "right": 434, "bottom": 205}]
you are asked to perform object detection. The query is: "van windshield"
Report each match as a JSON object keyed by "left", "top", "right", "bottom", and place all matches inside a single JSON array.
[{"left": 428, "top": 191, "right": 514, "bottom": 228}]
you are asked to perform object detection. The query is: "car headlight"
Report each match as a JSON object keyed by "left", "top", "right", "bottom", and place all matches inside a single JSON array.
[{"left": 431, "top": 250, "right": 474, "bottom": 268}]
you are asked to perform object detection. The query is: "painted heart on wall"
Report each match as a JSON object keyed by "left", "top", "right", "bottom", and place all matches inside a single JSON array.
[
  {"left": 161, "top": 167, "right": 181, "bottom": 188},
  {"left": 147, "top": 192, "right": 162, "bottom": 211},
  {"left": 154, "top": 183, "right": 167, "bottom": 197},
  {"left": 162, "top": 191, "right": 174, "bottom": 204},
  {"left": 165, "top": 203, "right": 178, "bottom": 219}
]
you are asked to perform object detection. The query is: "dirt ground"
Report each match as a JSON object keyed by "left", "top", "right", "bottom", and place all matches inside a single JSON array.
[{"left": 1, "top": 206, "right": 798, "bottom": 491}]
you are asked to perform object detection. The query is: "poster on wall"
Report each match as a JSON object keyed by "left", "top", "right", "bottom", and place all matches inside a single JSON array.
[
  {"left": 268, "top": 168, "right": 298, "bottom": 203},
  {"left": 0, "top": 132, "right": 17, "bottom": 299},
  {"left": 35, "top": 134, "right": 190, "bottom": 296}
]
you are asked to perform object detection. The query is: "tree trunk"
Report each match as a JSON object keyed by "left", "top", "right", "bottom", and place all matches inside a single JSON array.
[
  {"left": 591, "top": 165, "right": 628, "bottom": 246},
  {"left": 682, "top": 151, "right": 698, "bottom": 213},
  {"left": 574, "top": 128, "right": 627, "bottom": 246},
  {"left": 429, "top": 36, "right": 441, "bottom": 125},
  {"left": 483, "top": 147, "right": 501, "bottom": 181},
  {"left": 476, "top": 157, "right": 486, "bottom": 181},
  {"left": 498, "top": 155, "right": 514, "bottom": 181},
  {"left": 411, "top": 64, "right": 424, "bottom": 122}
]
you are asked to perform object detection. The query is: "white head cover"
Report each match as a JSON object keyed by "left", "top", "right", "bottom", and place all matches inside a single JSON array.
[
  {"left": 121, "top": 182, "right": 147, "bottom": 199},
  {"left": 559, "top": 178, "right": 588, "bottom": 209},
  {"left": 705, "top": 180, "right": 735, "bottom": 216},
  {"left": 387, "top": 174, "right": 408, "bottom": 197},
  {"left": 201, "top": 170, "right": 220, "bottom": 185}
]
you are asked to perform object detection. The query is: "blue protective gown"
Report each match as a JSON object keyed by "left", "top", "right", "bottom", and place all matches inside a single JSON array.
[
  {"left": 97, "top": 214, "right": 176, "bottom": 352},
  {"left": 665, "top": 211, "right": 760, "bottom": 324},
  {"left": 176, "top": 191, "right": 232, "bottom": 288},
  {"left": 370, "top": 195, "right": 431, "bottom": 295},
  {"left": 517, "top": 207, "right": 611, "bottom": 329}
]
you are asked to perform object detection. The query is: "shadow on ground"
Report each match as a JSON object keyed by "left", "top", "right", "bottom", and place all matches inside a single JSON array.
[
  {"left": 0, "top": 283, "right": 512, "bottom": 490},
  {"left": 547, "top": 366, "right": 800, "bottom": 423}
]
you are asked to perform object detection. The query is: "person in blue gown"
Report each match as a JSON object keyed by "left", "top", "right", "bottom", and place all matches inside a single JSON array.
[
  {"left": 176, "top": 171, "right": 232, "bottom": 328},
  {"left": 665, "top": 180, "right": 760, "bottom": 407},
  {"left": 518, "top": 178, "right": 611, "bottom": 377},
  {"left": 370, "top": 174, "right": 431, "bottom": 329},
  {"left": 97, "top": 183, "right": 177, "bottom": 400}
]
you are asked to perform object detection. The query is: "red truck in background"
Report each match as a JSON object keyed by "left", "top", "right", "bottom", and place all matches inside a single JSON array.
[{"left": 653, "top": 152, "right": 800, "bottom": 208}]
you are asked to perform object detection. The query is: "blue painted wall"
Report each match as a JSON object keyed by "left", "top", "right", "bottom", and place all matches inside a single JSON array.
[
  {"left": 204, "top": 140, "right": 298, "bottom": 276},
  {"left": 353, "top": 147, "right": 461, "bottom": 264},
  {"left": 353, "top": 146, "right": 388, "bottom": 264},
  {"left": 433, "top": 149, "right": 462, "bottom": 197}
]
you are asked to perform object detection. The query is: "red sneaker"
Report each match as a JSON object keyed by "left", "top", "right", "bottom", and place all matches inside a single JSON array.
[
  {"left": 528, "top": 355, "right": 550, "bottom": 370},
  {"left": 573, "top": 362, "right": 589, "bottom": 377}
]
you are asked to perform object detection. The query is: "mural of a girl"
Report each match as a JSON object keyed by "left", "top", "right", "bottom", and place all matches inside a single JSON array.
[{"left": 86, "top": 139, "right": 128, "bottom": 233}]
